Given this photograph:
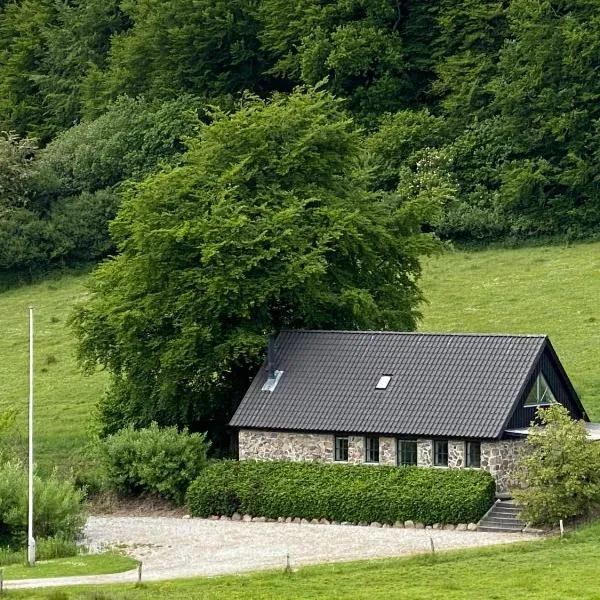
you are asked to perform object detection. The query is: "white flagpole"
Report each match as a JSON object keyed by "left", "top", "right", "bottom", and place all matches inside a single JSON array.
[{"left": 27, "top": 305, "right": 36, "bottom": 567}]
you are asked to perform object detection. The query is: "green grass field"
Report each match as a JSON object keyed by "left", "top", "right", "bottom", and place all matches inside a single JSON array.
[
  {"left": 5, "top": 520, "right": 600, "bottom": 599},
  {"left": 0, "top": 269, "right": 107, "bottom": 476},
  {"left": 0, "top": 242, "right": 598, "bottom": 474},
  {"left": 419, "top": 241, "right": 600, "bottom": 420}
]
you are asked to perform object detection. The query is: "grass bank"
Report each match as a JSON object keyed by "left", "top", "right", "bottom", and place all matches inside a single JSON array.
[
  {"left": 0, "top": 270, "right": 107, "bottom": 476},
  {"left": 3, "top": 553, "right": 136, "bottom": 580},
  {"left": 4, "top": 520, "right": 600, "bottom": 598},
  {"left": 419, "top": 241, "right": 600, "bottom": 419}
]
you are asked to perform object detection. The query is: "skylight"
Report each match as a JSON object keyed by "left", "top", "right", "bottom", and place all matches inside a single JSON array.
[
  {"left": 376, "top": 375, "right": 392, "bottom": 390},
  {"left": 262, "top": 370, "right": 284, "bottom": 393}
]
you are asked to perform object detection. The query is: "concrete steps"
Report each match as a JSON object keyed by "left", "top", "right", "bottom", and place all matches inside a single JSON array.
[{"left": 478, "top": 500, "right": 526, "bottom": 533}]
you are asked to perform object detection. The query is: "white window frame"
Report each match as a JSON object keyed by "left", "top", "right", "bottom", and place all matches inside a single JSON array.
[{"left": 524, "top": 373, "right": 557, "bottom": 407}]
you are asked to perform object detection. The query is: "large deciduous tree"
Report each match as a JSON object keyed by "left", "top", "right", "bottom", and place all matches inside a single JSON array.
[{"left": 71, "top": 89, "right": 440, "bottom": 448}]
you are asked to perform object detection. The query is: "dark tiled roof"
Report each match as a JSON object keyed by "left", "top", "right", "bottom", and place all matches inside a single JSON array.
[{"left": 230, "top": 330, "right": 550, "bottom": 439}]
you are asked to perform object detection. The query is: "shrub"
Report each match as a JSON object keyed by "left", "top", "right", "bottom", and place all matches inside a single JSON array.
[
  {"left": 0, "top": 460, "right": 85, "bottom": 548},
  {"left": 98, "top": 423, "right": 210, "bottom": 504},
  {"left": 186, "top": 461, "right": 495, "bottom": 525},
  {"left": 512, "top": 405, "right": 600, "bottom": 526}
]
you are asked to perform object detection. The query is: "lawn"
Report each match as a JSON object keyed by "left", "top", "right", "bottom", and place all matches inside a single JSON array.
[
  {"left": 0, "top": 269, "right": 107, "bottom": 476},
  {"left": 2, "top": 552, "right": 136, "bottom": 580},
  {"left": 419, "top": 241, "right": 600, "bottom": 420},
  {"left": 5, "top": 520, "right": 600, "bottom": 598}
]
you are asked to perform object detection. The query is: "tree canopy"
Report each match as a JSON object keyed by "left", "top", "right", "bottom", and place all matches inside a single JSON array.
[{"left": 71, "top": 90, "right": 440, "bottom": 442}]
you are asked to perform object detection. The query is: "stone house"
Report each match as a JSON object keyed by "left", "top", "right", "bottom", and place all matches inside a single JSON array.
[{"left": 230, "top": 330, "right": 588, "bottom": 493}]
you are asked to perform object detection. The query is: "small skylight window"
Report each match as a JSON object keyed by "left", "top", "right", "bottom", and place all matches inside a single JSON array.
[
  {"left": 262, "top": 370, "right": 284, "bottom": 393},
  {"left": 376, "top": 375, "right": 392, "bottom": 390}
]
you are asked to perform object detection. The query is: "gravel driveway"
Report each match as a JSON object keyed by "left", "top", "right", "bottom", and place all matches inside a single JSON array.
[{"left": 7, "top": 516, "right": 536, "bottom": 589}]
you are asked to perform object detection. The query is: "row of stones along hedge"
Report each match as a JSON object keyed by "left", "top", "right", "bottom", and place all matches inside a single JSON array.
[{"left": 185, "top": 461, "right": 496, "bottom": 525}]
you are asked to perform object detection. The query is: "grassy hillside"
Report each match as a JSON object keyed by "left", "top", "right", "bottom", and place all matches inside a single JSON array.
[
  {"left": 0, "top": 270, "right": 106, "bottom": 476},
  {"left": 0, "top": 242, "right": 598, "bottom": 475},
  {"left": 419, "top": 241, "right": 600, "bottom": 420}
]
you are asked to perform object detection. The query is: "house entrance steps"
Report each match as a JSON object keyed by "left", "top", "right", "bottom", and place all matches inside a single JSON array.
[{"left": 477, "top": 499, "right": 526, "bottom": 532}]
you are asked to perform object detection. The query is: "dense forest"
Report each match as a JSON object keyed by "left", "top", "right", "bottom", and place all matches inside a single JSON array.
[
  {"left": 1, "top": 0, "right": 599, "bottom": 274},
  {"left": 1, "top": 0, "right": 598, "bottom": 446}
]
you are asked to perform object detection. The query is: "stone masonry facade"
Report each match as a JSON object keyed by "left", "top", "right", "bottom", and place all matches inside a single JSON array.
[{"left": 239, "top": 429, "right": 523, "bottom": 493}]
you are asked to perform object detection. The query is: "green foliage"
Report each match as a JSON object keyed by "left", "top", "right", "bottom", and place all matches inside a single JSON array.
[
  {"left": 0, "top": 0, "right": 126, "bottom": 139},
  {"left": 71, "top": 89, "right": 439, "bottom": 444},
  {"left": 48, "top": 189, "right": 121, "bottom": 263},
  {"left": 97, "top": 423, "right": 210, "bottom": 504},
  {"left": 2, "top": 0, "right": 600, "bottom": 251},
  {"left": 366, "top": 109, "right": 449, "bottom": 192},
  {"left": 489, "top": 0, "right": 600, "bottom": 238},
  {"left": 91, "top": 0, "right": 267, "bottom": 111},
  {"left": 0, "top": 96, "right": 200, "bottom": 273},
  {"left": 0, "top": 536, "right": 77, "bottom": 566},
  {"left": 260, "top": 0, "right": 410, "bottom": 121},
  {"left": 0, "top": 132, "right": 38, "bottom": 210},
  {"left": 186, "top": 460, "right": 495, "bottom": 525},
  {"left": 38, "top": 95, "right": 201, "bottom": 196},
  {"left": 433, "top": 0, "right": 506, "bottom": 130},
  {"left": 512, "top": 405, "right": 600, "bottom": 526},
  {"left": 0, "top": 460, "right": 85, "bottom": 547}
]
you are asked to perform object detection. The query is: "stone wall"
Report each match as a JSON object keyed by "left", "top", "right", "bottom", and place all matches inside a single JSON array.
[
  {"left": 379, "top": 437, "right": 396, "bottom": 465},
  {"left": 416, "top": 439, "right": 465, "bottom": 467},
  {"left": 417, "top": 439, "right": 432, "bottom": 466},
  {"left": 481, "top": 439, "right": 523, "bottom": 493},
  {"left": 239, "top": 429, "right": 335, "bottom": 462},
  {"left": 239, "top": 429, "right": 523, "bottom": 494},
  {"left": 239, "top": 430, "right": 398, "bottom": 465}
]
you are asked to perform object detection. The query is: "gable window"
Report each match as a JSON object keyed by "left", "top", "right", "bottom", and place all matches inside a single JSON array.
[
  {"left": 397, "top": 440, "right": 417, "bottom": 466},
  {"left": 524, "top": 373, "right": 557, "bottom": 407},
  {"left": 434, "top": 440, "right": 448, "bottom": 467},
  {"left": 466, "top": 441, "right": 481, "bottom": 468},
  {"left": 365, "top": 436, "right": 379, "bottom": 463},
  {"left": 334, "top": 436, "right": 348, "bottom": 462}
]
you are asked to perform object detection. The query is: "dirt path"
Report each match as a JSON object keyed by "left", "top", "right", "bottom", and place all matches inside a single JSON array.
[{"left": 6, "top": 516, "right": 537, "bottom": 590}]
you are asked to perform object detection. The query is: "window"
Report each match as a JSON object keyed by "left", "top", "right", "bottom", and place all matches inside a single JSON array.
[
  {"left": 434, "top": 440, "right": 448, "bottom": 467},
  {"left": 334, "top": 436, "right": 348, "bottom": 462},
  {"left": 365, "top": 436, "right": 379, "bottom": 463},
  {"left": 376, "top": 375, "right": 392, "bottom": 389},
  {"left": 397, "top": 440, "right": 417, "bottom": 466},
  {"left": 466, "top": 441, "right": 481, "bottom": 468},
  {"left": 261, "top": 370, "right": 284, "bottom": 392},
  {"left": 524, "top": 373, "right": 557, "bottom": 407}
]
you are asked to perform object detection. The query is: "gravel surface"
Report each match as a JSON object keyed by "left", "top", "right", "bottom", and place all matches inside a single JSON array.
[{"left": 7, "top": 516, "right": 537, "bottom": 589}]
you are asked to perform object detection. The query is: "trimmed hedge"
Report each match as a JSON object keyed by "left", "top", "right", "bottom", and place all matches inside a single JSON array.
[{"left": 186, "top": 461, "right": 495, "bottom": 525}]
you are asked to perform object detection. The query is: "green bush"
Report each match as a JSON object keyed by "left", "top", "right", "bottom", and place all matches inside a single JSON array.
[
  {"left": 0, "top": 460, "right": 85, "bottom": 548},
  {"left": 512, "top": 405, "right": 600, "bottom": 526},
  {"left": 98, "top": 423, "right": 210, "bottom": 504},
  {"left": 186, "top": 461, "right": 495, "bottom": 525}
]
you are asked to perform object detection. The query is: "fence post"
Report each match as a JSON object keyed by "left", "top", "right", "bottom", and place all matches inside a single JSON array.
[{"left": 137, "top": 560, "right": 143, "bottom": 583}]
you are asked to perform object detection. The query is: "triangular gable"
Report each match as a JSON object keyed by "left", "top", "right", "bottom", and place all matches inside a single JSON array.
[{"left": 503, "top": 340, "right": 587, "bottom": 433}]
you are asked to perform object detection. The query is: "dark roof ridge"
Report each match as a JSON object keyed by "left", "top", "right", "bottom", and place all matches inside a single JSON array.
[{"left": 280, "top": 329, "right": 548, "bottom": 339}]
